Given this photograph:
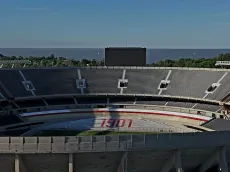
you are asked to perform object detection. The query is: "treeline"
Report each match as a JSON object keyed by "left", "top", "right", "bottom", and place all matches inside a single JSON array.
[
  {"left": 0, "top": 53, "right": 104, "bottom": 67},
  {"left": 150, "top": 53, "right": 230, "bottom": 68},
  {"left": 0, "top": 53, "right": 230, "bottom": 68}
]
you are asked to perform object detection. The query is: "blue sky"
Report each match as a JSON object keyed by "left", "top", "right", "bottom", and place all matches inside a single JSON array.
[{"left": 0, "top": 0, "right": 230, "bottom": 48}]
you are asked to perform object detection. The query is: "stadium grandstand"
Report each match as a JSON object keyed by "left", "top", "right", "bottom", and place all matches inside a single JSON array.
[{"left": 1, "top": 66, "right": 230, "bottom": 171}]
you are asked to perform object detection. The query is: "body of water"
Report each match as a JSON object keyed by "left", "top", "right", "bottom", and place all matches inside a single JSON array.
[{"left": 0, "top": 48, "right": 230, "bottom": 64}]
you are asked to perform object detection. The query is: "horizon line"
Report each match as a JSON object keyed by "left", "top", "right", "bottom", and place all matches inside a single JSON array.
[{"left": 1, "top": 47, "right": 230, "bottom": 49}]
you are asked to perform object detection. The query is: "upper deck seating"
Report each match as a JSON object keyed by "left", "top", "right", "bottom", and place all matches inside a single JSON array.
[
  {"left": 0, "top": 68, "right": 228, "bottom": 100},
  {"left": 205, "top": 72, "right": 230, "bottom": 100},
  {"left": 161, "top": 70, "right": 225, "bottom": 98},
  {"left": 80, "top": 68, "right": 123, "bottom": 93},
  {"left": 21, "top": 68, "right": 81, "bottom": 95},
  {"left": 0, "top": 70, "right": 32, "bottom": 97},
  {"left": 124, "top": 69, "right": 168, "bottom": 94},
  {"left": 0, "top": 68, "right": 228, "bottom": 113}
]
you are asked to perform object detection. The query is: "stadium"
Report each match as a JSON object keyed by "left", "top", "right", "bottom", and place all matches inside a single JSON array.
[{"left": 1, "top": 62, "right": 230, "bottom": 172}]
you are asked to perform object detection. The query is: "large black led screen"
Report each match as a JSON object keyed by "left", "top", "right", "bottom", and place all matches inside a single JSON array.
[{"left": 105, "top": 47, "right": 146, "bottom": 66}]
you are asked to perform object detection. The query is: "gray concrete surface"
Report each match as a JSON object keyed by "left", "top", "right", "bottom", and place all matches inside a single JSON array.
[{"left": 0, "top": 132, "right": 230, "bottom": 171}]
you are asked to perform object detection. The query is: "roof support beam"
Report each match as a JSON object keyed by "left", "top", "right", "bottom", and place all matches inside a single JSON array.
[
  {"left": 15, "top": 154, "right": 28, "bottom": 172},
  {"left": 15, "top": 154, "right": 20, "bottom": 172},
  {"left": 175, "top": 150, "right": 183, "bottom": 172},
  {"left": 69, "top": 153, "right": 73, "bottom": 172},
  {"left": 116, "top": 152, "right": 128, "bottom": 172},
  {"left": 161, "top": 150, "right": 183, "bottom": 172},
  {"left": 218, "top": 147, "right": 228, "bottom": 172},
  {"left": 199, "top": 152, "right": 217, "bottom": 172},
  {"left": 199, "top": 147, "right": 228, "bottom": 172}
]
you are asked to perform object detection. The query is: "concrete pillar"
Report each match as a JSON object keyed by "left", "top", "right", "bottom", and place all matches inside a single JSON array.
[
  {"left": 218, "top": 147, "right": 228, "bottom": 172},
  {"left": 160, "top": 154, "right": 175, "bottom": 172},
  {"left": 175, "top": 150, "right": 183, "bottom": 172},
  {"left": 18, "top": 155, "right": 28, "bottom": 172},
  {"left": 15, "top": 154, "right": 20, "bottom": 172},
  {"left": 161, "top": 150, "right": 183, "bottom": 172},
  {"left": 117, "top": 152, "right": 128, "bottom": 172},
  {"left": 69, "top": 153, "right": 73, "bottom": 172},
  {"left": 199, "top": 152, "right": 217, "bottom": 172},
  {"left": 123, "top": 152, "right": 128, "bottom": 172},
  {"left": 199, "top": 147, "right": 228, "bottom": 172}
]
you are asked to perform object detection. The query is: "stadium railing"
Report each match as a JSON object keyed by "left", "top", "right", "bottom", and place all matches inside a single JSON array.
[
  {"left": 1, "top": 65, "right": 230, "bottom": 71},
  {"left": 36, "top": 66, "right": 230, "bottom": 72},
  {"left": 3, "top": 103, "right": 221, "bottom": 119},
  {"left": 12, "top": 93, "right": 220, "bottom": 104},
  {"left": 89, "top": 127, "right": 197, "bottom": 133},
  {"left": 0, "top": 93, "right": 222, "bottom": 118}
]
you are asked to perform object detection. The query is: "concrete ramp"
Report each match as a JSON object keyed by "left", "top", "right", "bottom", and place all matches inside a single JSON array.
[{"left": 202, "top": 118, "right": 230, "bottom": 131}]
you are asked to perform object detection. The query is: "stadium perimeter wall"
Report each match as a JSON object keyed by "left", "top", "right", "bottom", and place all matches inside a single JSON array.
[
  {"left": 0, "top": 131, "right": 230, "bottom": 153},
  {"left": 21, "top": 108, "right": 212, "bottom": 125},
  {"left": 1, "top": 132, "right": 230, "bottom": 172}
]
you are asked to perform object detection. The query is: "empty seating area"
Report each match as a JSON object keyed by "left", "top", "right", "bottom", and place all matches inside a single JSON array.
[
  {"left": 166, "top": 102, "right": 194, "bottom": 108},
  {"left": 80, "top": 69, "right": 122, "bottom": 93},
  {"left": 22, "top": 68, "right": 81, "bottom": 95},
  {"left": 0, "top": 115, "right": 23, "bottom": 126},
  {"left": 0, "top": 70, "right": 32, "bottom": 97},
  {"left": 0, "top": 67, "right": 229, "bottom": 112},
  {"left": 206, "top": 72, "right": 230, "bottom": 100},
  {"left": 0, "top": 68, "right": 229, "bottom": 100},
  {"left": 124, "top": 69, "right": 168, "bottom": 94},
  {"left": 161, "top": 70, "right": 225, "bottom": 98},
  {"left": 194, "top": 104, "right": 220, "bottom": 112}
]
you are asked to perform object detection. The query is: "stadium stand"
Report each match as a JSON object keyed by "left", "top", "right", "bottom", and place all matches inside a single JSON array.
[
  {"left": 0, "top": 68, "right": 228, "bottom": 131},
  {"left": 1, "top": 67, "right": 230, "bottom": 171},
  {"left": 0, "top": 114, "right": 23, "bottom": 126},
  {"left": 0, "top": 70, "right": 32, "bottom": 97},
  {"left": 206, "top": 72, "right": 230, "bottom": 100},
  {"left": 161, "top": 70, "right": 225, "bottom": 98},
  {"left": 0, "top": 67, "right": 227, "bottom": 114},
  {"left": 0, "top": 67, "right": 229, "bottom": 100},
  {"left": 81, "top": 68, "right": 123, "bottom": 93},
  {"left": 166, "top": 101, "right": 194, "bottom": 108},
  {"left": 124, "top": 69, "right": 168, "bottom": 94},
  {"left": 22, "top": 68, "right": 81, "bottom": 95},
  {"left": 193, "top": 103, "right": 221, "bottom": 112}
]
